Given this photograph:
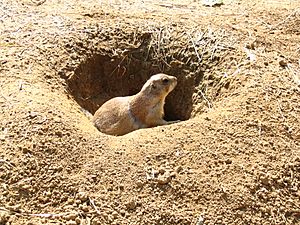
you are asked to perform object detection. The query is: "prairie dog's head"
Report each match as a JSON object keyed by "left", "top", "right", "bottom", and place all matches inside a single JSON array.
[{"left": 141, "top": 73, "right": 177, "bottom": 97}]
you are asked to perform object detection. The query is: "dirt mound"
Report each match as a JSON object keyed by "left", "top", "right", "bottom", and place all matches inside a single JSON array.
[{"left": 1, "top": 0, "right": 300, "bottom": 225}]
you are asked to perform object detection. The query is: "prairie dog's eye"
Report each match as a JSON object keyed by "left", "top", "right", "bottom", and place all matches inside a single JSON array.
[{"left": 162, "top": 78, "right": 169, "bottom": 84}]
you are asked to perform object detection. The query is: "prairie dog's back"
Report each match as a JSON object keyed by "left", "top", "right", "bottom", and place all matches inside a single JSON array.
[{"left": 92, "top": 96, "right": 138, "bottom": 136}]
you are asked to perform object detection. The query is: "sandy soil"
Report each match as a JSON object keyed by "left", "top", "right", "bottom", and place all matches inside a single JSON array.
[{"left": 0, "top": 0, "right": 300, "bottom": 224}]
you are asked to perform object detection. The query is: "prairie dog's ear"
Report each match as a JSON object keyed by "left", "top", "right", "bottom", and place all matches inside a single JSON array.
[{"left": 151, "top": 83, "right": 157, "bottom": 89}]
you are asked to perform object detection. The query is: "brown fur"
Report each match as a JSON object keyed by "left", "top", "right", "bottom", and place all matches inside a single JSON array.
[{"left": 92, "top": 73, "right": 178, "bottom": 136}]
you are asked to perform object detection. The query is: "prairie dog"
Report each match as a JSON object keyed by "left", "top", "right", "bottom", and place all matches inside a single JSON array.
[{"left": 92, "top": 73, "right": 178, "bottom": 136}]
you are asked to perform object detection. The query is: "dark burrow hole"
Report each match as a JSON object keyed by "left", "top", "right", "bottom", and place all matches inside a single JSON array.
[{"left": 67, "top": 53, "right": 197, "bottom": 122}]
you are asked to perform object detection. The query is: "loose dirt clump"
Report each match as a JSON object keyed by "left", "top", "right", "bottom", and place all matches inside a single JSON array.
[{"left": 1, "top": 0, "right": 300, "bottom": 225}]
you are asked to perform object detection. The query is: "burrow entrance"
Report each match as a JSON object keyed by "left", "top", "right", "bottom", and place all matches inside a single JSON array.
[
  {"left": 65, "top": 27, "right": 229, "bottom": 122},
  {"left": 67, "top": 53, "right": 195, "bottom": 121}
]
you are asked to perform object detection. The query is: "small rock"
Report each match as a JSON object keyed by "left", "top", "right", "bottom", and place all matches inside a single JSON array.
[
  {"left": 45, "top": 191, "right": 52, "bottom": 197},
  {"left": 125, "top": 199, "right": 136, "bottom": 210},
  {"left": 28, "top": 111, "right": 38, "bottom": 119},
  {"left": 64, "top": 214, "right": 77, "bottom": 221},
  {"left": 67, "top": 198, "right": 74, "bottom": 204},
  {"left": 245, "top": 42, "right": 255, "bottom": 50},
  {"left": 159, "top": 168, "right": 166, "bottom": 174},
  {"left": 79, "top": 204, "right": 89, "bottom": 212},
  {"left": 112, "top": 211, "right": 118, "bottom": 219},
  {"left": 175, "top": 166, "right": 183, "bottom": 173},
  {"left": 75, "top": 217, "right": 81, "bottom": 224},
  {"left": 77, "top": 191, "right": 88, "bottom": 202},
  {"left": 279, "top": 60, "right": 287, "bottom": 67},
  {"left": 102, "top": 212, "right": 109, "bottom": 220},
  {"left": 136, "top": 180, "right": 144, "bottom": 188},
  {"left": 202, "top": 0, "right": 223, "bottom": 6},
  {"left": 225, "top": 159, "right": 232, "bottom": 164},
  {"left": 157, "top": 174, "right": 171, "bottom": 185},
  {"left": 120, "top": 209, "right": 126, "bottom": 216},
  {"left": 170, "top": 172, "right": 176, "bottom": 178},
  {"left": 55, "top": 131, "right": 63, "bottom": 137},
  {"left": 75, "top": 199, "right": 81, "bottom": 204}
]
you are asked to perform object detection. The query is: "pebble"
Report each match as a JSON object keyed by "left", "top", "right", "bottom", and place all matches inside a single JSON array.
[
  {"left": 79, "top": 204, "right": 89, "bottom": 212},
  {"left": 157, "top": 174, "right": 171, "bottom": 185},
  {"left": 75, "top": 217, "right": 81, "bottom": 224},
  {"left": 77, "top": 191, "right": 88, "bottom": 201},
  {"left": 225, "top": 159, "right": 232, "bottom": 164},
  {"left": 279, "top": 59, "right": 287, "bottom": 67},
  {"left": 125, "top": 199, "right": 136, "bottom": 210},
  {"left": 120, "top": 209, "right": 126, "bottom": 216},
  {"left": 159, "top": 168, "right": 166, "bottom": 174},
  {"left": 175, "top": 166, "right": 183, "bottom": 173},
  {"left": 64, "top": 213, "right": 77, "bottom": 221},
  {"left": 75, "top": 199, "right": 81, "bottom": 204},
  {"left": 170, "top": 172, "right": 176, "bottom": 178},
  {"left": 112, "top": 211, "right": 118, "bottom": 219},
  {"left": 136, "top": 180, "right": 144, "bottom": 188}
]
